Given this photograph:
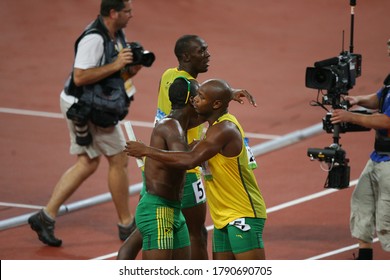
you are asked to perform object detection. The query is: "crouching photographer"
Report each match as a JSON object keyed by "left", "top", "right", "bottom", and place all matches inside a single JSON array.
[
  {"left": 28, "top": 0, "right": 149, "bottom": 247},
  {"left": 330, "top": 39, "right": 390, "bottom": 260}
]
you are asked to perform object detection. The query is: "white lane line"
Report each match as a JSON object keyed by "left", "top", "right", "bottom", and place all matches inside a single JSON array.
[
  {"left": 0, "top": 107, "right": 280, "bottom": 139},
  {"left": 306, "top": 238, "right": 379, "bottom": 260},
  {"left": 0, "top": 107, "right": 154, "bottom": 128},
  {"left": 267, "top": 179, "right": 358, "bottom": 214},
  {"left": 0, "top": 202, "right": 43, "bottom": 209}
]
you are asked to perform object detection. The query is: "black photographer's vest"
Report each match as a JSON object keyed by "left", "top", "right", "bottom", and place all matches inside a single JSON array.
[
  {"left": 64, "top": 15, "right": 126, "bottom": 98},
  {"left": 374, "top": 74, "right": 390, "bottom": 154},
  {"left": 64, "top": 16, "right": 131, "bottom": 127}
]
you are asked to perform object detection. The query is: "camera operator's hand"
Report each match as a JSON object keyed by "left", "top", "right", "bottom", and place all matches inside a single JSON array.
[
  {"left": 331, "top": 107, "right": 390, "bottom": 130},
  {"left": 115, "top": 48, "right": 134, "bottom": 70},
  {"left": 330, "top": 109, "right": 352, "bottom": 124},
  {"left": 343, "top": 95, "right": 359, "bottom": 107}
]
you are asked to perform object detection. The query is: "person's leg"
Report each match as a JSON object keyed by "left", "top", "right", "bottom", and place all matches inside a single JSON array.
[
  {"left": 117, "top": 192, "right": 144, "bottom": 259},
  {"left": 173, "top": 246, "right": 191, "bottom": 260},
  {"left": 182, "top": 203, "right": 208, "bottom": 259},
  {"left": 117, "top": 228, "right": 143, "bottom": 259},
  {"left": 350, "top": 160, "right": 375, "bottom": 259},
  {"left": 375, "top": 161, "right": 390, "bottom": 253},
  {"left": 46, "top": 92, "right": 100, "bottom": 219},
  {"left": 181, "top": 173, "right": 208, "bottom": 259},
  {"left": 213, "top": 251, "right": 235, "bottom": 260},
  {"left": 213, "top": 248, "right": 266, "bottom": 260},
  {"left": 106, "top": 152, "right": 134, "bottom": 240},
  {"left": 172, "top": 210, "right": 191, "bottom": 260},
  {"left": 29, "top": 154, "right": 100, "bottom": 246},
  {"left": 46, "top": 154, "right": 100, "bottom": 218},
  {"left": 214, "top": 247, "right": 265, "bottom": 260},
  {"left": 235, "top": 248, "right": 265, "bottom": 260},
  {"left": 142, "top": 249, "right": 173, "bottom": 260}
]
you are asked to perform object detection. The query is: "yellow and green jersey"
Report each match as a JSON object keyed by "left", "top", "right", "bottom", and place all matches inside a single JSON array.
[{"left": 203, "top": 113, "right": 266, "bottom": 229}]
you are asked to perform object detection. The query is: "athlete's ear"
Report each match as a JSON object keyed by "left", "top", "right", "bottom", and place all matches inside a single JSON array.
[
  {"left": 182, "top": 52, "right": 191, "bottom": 63},
  {"left": 213, "top": 99, "right": 222, "bottom": 110}
]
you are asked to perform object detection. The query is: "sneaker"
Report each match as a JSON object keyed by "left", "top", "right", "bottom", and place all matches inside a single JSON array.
[
  {"left": 28, "top": 210, "right": 62, "bottom": 247},
  {"left": 353, "top": 248, "right": 373, "bottom": 260},
  {"left": 118, "top": 219, "right": 136, "bottom": 241}
]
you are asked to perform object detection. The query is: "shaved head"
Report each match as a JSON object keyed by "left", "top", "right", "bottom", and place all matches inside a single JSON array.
[{"left": 200, "top": 79, "right": 233, "bottom": 106}]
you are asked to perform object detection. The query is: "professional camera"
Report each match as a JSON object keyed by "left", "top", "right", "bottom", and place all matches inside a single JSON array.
[
  {"left": 66, "top": 102, "right": 92, "bottom": 146},
  {"left": 305, "top": 51, "right": 362, "bottom": 96},
  {"left": 322, "top": 110, "right": 371, "bottom": 134},
  {"left": 307, "top": 145, "right": 350, "bottom": 189},
  {"left": 320, "top": 99, "right": 371, "bottom": 134},
  {"left": 126, "top": 42, "right": 155, "bottom": 67},
  {"left": 305, "top": 0, "right": 368, "bottom": 189}
]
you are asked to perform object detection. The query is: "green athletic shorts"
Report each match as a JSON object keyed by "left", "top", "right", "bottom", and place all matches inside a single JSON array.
[
  {"left": 140, "top": 172, "right": 206, "bottom": 209},
  {"left": 135, "top": 192, "right": 190, "bottom": 250},
  {"left": 212, "top": 217, "right": 266, "bottom": 254}
]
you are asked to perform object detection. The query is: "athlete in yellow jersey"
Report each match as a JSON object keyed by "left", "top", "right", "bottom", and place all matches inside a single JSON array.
[
  {"left": 202, "top": 113, "right": 266, "bottom": 229},
  {"left": 125, "top": 79, "right": 266, "bottom": 260}
]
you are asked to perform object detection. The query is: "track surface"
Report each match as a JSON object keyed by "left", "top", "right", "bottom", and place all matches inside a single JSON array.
[{"left": 0, "top": 0, "right": 389, "bottom": 260}]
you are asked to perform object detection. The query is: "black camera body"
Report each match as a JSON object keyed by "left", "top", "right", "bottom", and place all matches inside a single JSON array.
[
  {"left": 66, "top": 102, "right": 91, "bottom": 125},
  {"left": 305, "top": 52, "right": 365, "bottom": 189},
  {"left": 306, "top": 52, "right": 362, "bottom": 95},
  {"left": 307, "top": 145, "right": 350, "bottom": 189},
  {"left": 304, "top": 1, "right": 368, "bottom": 189},
  {"left": 322, "top": 110, "right": 371, "bottom": 134},
  {"left": 126, "top": 42, "right": 155, "bottom": 67},
  {"left": 321, "top": 99, "right": 371, "bottom": 134}
]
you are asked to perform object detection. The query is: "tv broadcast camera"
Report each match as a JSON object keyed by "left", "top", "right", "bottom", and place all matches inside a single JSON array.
[{"left": 305, "top": 0, "right": 370, "bottom": 189}]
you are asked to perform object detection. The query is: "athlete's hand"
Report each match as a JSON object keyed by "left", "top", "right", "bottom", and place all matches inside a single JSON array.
[
  {"left": 124, "top": 140, "right": 146, "bottom": 158},
  {"left": 232, "top": 89, "right": 257, "bottom": 107}
]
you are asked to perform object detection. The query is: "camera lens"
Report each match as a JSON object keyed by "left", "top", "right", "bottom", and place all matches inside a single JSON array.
[
  {"left": 141, "top": 51, "right": 155, "bottom": 67},
  {"left": 314, "top": 69, "right": 328, "bottom": 84},
  {"left": 74, "top": 123, "right": 92, "bottom": 146}
]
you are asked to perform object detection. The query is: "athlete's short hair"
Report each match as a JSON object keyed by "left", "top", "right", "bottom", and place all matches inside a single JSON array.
[
  {"left": 169, "top": 77, "right": 198, "bottom": 109},
  {"left": 174, "top": 35, "right": 200, "bottom": 60}
]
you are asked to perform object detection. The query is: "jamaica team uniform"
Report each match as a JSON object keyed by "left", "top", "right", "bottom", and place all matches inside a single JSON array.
[
  {"left": 155, "top": 68, "right": 206, "bottom": 207},
  {"left": 203, "top": 113, "right": 267, "bottom": 254}
]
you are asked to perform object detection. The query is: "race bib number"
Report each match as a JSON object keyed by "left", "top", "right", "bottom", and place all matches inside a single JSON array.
[
  {"left": 244, "top": 137, "right": 258, "bottom": 169},
  {"left": 192, "top": 178, "right": 206, "bottom": 203},
  {"left": 229, "top": 218, "right": 251, "bottom": 232}
]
